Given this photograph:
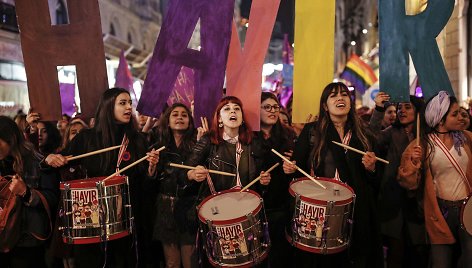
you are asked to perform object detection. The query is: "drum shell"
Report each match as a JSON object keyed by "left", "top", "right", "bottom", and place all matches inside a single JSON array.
[
  {"left": 59, "top": 176, "right": 133, "bottom": 244},
  {"left": 286, "top": 177, "right": 355, "bottom": 254},
  {"left": 461, "top": 194, "right": 472, "bottom": 236},
  {"left": 197, "top": 189, "right": 270, "bottom": 267}
]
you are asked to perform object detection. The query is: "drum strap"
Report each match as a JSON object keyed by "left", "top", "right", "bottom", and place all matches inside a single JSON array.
[
  {"left": 116, "top": 135, "right": 129, "bottom": 173},
  {"left": 334, "top": 130, "right": 352, "bottom": 181},
  {"left": 235, "top": 142, "right": 243, "bottom": 188},
  {"left": 430, "top": 133, "right": 471, "bottom": 193}
]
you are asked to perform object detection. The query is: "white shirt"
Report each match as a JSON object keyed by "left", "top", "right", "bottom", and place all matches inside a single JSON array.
[{"left": 430, "top": 144, "right": 469, "bottom": 201}]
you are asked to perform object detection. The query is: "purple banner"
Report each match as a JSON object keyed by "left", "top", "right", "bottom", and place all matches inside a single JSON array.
[
  {"left": 60, "top": 83, "right": 76, "bottom": 116},
  {"left": 167, "top": 66, "right": 194, "bottom": 109},
  {"left": 115, "top": 50, "right": 138, "bottom": 106}
]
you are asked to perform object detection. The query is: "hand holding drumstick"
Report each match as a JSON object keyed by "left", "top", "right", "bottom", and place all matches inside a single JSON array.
[{"left": 187, "top": 165, "right": 209, "bottom": 182}]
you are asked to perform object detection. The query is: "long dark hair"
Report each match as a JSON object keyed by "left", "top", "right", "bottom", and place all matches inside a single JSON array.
[
  {"left": 0, "top": 116, "right": 41, "bottom": 175},
  {"left": 158, "top": 103, "right": 196, "bottom": 152},
  {"left": 392, "top": 95, "right": 425, "bottom": 131},
  {"left": 210, "top": 96, "right": 253, "bottom": 145},
  {"left": 38, "top": 121, "right": 61, "bottom": 155},
  {"left": 311, "top": 82, "right": 370, "bottom": 168},
  {"left": 261, "top": 92, "right": 292, "bottom": 146},
  {"left": 93, "top": 88, "right": 139, "bottom": 170}
]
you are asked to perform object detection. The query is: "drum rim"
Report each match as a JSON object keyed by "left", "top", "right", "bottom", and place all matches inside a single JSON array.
[
  {"left": 197, "top": 188, "right": 262, "bottom": 225},
  {"left": 62, "top": 229, "right": 130, "bottom": 244},
  {"left": 60, "top": 175, "right": 127, "bottom": 189},
  {"left": 289, "top": 177, "right": 355, "bottom": 206},
  {"left": 285, "top": 232, "right": 348, "bottom": 254},
  {"left": 206, "top": 247, "right": 269, "bottom": 268},
  {"left": 460, "top": 194, "right": 472, "bottom": 235}
]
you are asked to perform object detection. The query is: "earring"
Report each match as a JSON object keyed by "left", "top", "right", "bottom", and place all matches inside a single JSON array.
[{"left": 218, "top": 122, "right": 223, "bottom": 128}]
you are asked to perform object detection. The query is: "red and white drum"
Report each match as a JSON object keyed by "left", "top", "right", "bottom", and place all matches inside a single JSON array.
[
  {"left": 286, "top": 177, "right": 355, "bottom": 254},
  {"left": 461, "top": 194, "right": 472, "bottom": 236},
  {"left": 198, "top": 189, "right": 270, "bottom": 267},
  {"left": 59, "top": 176, "right": 133, "bottom": 244}
]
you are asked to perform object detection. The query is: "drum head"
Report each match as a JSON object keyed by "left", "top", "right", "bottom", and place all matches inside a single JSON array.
[
  {"left": 60, "top": 176, "right": 126, "bottom": 189},
  {"left": 198, "top": 190, "right": 261, "bottom": 223},
  {"left": 462, "top": 195, "right": 472, "bottom": 235},
  {"left": 289, "top": 177, "right": 354, "bottom": 205}
]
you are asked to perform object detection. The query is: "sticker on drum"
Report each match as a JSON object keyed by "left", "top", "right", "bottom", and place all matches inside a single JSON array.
[
  {"left": 60, "top": 176, "right": 133, "bottom": 244},
  {"left": 287, "top": 177, "right": 355, "bottom": 254},
  {"left": 198, "top": 189, "right": 269, "bottom": 267},
  {"left": 461, "top": 194, "right": 472, "bottom": 236}
]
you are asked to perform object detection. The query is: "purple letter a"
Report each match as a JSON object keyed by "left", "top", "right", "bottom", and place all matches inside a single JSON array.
[{"left": 137, "top": 0, "right": 234, "bottom": 123}]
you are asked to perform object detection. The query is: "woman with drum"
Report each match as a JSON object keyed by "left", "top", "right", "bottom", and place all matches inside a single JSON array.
[
  {"left": 184, "top": 96, "right": 271, "bottom": 196},
  {"left": 398, "top": 91, "right": 472, "bottom": 268},
  {"left": 183, "top": 96, "right": 271, "bottom": 266},
  {"left": 0, "top": 116, "right": 59, "bottom": 268},
  {"left": 284, "top": 82, "right": 383, "bottom": 267},
  {"left": 151, "top": 103, "right": 202, "bottom": 268},
  {"left": 253, "top": 92, "right": 296, "bottom": 267},
  {"left": 370, "top": 93, "right": 429, "bottom": 267},
  {"left": 44, "top": 87, "right": 160, "bottom": 268}
]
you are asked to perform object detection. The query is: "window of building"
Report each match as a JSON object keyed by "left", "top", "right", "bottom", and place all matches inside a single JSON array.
[
  {"left": 128, "top": 32, "right": 133, "bottom": 44},
  {"left": 0, "top": 3, "right": 19, "bottom": 33},
  {"left": 56, "top": 0, "right": 69, "bottom": 25},
  {"left": 110, "top": 23, "right": 116, "bottom": 36},
  {"left": 0, "top": 61, "right": 27, "bottom": 82}
]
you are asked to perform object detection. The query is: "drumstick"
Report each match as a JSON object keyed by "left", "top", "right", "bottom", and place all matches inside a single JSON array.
[
  {"left": 103, "top": 146, "right": 165, "bottom": 181},
  {"left": 271, "top": 149, "right": 326, "bottom": 189},
  {"left": 240, "top": 163, "right": 279, "bottom": 192},
  {"left": 66, "top": 145, "right": 122, "bottom": 161},
  {"left": 331, "top": 141, "right": 389, "bottom": 164},
  {"left": 169, "top": 163, "right": 236, "bottom": 177},
  {"left": 416, "top": 113, "right": 420, "bottom": 146}
]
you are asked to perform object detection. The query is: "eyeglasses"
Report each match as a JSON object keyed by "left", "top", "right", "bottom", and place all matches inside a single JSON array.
[{"left": 261, "top": 104, "right": 281, "bottom": 112}]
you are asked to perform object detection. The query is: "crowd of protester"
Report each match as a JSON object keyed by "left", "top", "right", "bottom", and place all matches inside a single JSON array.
[{"left": 1, "top": 84, "right": 471, "bottom": 268}]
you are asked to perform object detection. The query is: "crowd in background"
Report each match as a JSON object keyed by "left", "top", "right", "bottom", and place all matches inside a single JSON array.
[{"left": 1, "top": 83, "right": 471, "bottom": 268}]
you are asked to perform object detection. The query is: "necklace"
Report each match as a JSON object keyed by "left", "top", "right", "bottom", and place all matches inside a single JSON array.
[{"left": 435, "top": 130, "right": 450, "bottom": 134}]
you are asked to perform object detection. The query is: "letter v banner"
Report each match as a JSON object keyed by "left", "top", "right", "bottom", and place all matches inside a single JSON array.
[{"left": 226, "top": 0, "right": 281, "bottom": 131}]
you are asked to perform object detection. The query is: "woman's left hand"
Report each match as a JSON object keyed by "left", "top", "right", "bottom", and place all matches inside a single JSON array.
[
  {"left": 259, "top": 171, "right": 271, "bottom": 186},
  {"left": 147, "top": 149, "right": 160, "bottom": 175},
  {"left": 362, "top": 151, "right": 376, "bottom": 172},
  {"left": 9, "top": 175, "right": 27, "bottom": 196}
]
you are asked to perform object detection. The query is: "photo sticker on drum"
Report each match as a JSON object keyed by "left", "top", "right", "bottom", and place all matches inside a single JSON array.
[
  {"left": 215, "top": 223, "right": 248, "bottom": 259},
  {"left": 71, "top": 189, "right": 100, "bottom": 229},
  {"left": 297, "top": 201, "right": 326, "bottom": 240}
]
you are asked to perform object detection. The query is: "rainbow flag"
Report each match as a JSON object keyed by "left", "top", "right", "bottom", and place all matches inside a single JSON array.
[{"left": 340, "top": 54, "right": 377, "bottom": 94}]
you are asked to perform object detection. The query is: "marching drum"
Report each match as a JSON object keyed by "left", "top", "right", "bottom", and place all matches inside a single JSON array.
[
  {"left": 59, "top": 176, "right": 133, "bottom": 244},
  {"left": 197, "top": 189, "right": 270, "bottom": 267},
  {"left": 461, "top": 194, "right": 472, "bottom": 236},
  {"left": 286, "top": 177, "right": 355, "bottom": 254}
]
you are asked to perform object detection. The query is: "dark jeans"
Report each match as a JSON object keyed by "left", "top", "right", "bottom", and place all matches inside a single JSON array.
[{"left": 431, "top": 201, "right": 472, "bottom": 268}]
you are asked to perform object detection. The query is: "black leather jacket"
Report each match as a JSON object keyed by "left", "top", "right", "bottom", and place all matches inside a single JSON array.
[{"left": 181, "top": 135, "right": 263, "bottom": 200}]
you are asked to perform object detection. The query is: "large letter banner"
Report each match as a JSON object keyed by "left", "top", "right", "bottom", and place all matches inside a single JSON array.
[
  {"left": 226, "top": 0, "right": 281, "bottom": 131},
  {"left": 379, "top": 0, "right": 454, "bottom": 101},
  {"left": 138, "top": 0, "right": 234, "bottom": 125},
  {"left": 15, "top": 0, "right": 108, "bottom": 120},
  {"left": 292, "top": 1, "right": 335, "bottom": 123}
]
